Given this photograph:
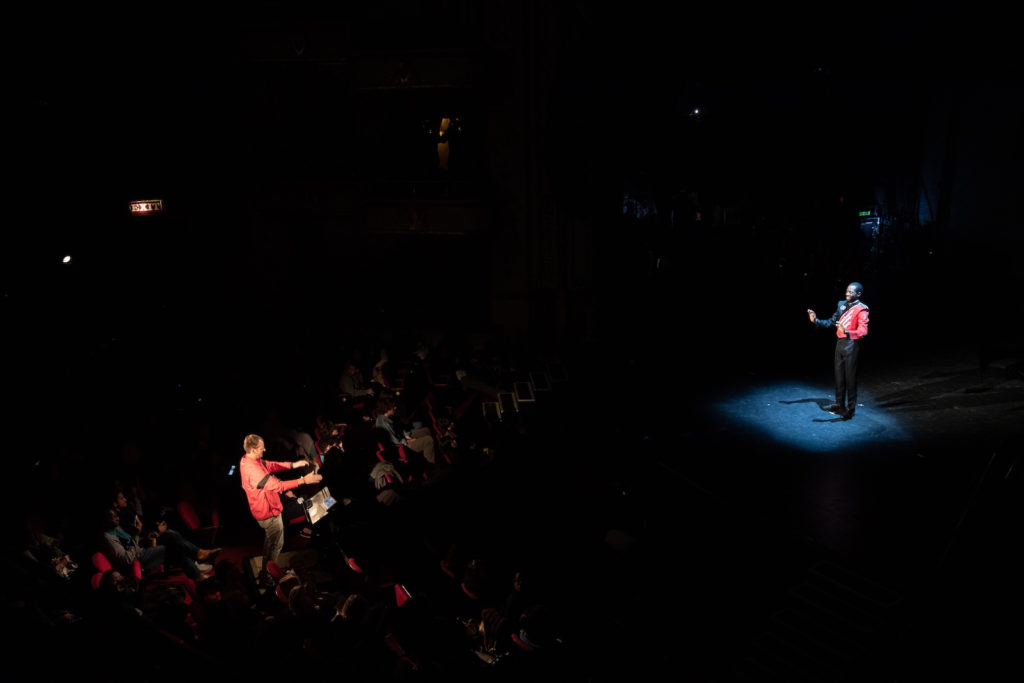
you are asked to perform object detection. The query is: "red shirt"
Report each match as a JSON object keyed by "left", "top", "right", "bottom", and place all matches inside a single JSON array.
[{"left": 240, "top": 456, "right": 301, "bottom": 521}]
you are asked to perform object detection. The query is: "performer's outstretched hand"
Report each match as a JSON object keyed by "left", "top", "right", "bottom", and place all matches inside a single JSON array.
[{"left": 807, "top": 309, "right": 817, "bottom": 323}]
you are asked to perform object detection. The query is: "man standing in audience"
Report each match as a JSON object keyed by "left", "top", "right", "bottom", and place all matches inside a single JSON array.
[{"left": 239, "top": 434, "right": 321, "bottom": 588}]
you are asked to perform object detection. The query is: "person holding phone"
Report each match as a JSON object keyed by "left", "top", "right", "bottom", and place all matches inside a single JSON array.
[{"left": 239, "top": 434, "right": 322, "bottom": 588}]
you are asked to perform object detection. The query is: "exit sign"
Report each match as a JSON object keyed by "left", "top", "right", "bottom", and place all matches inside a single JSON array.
[{"left": 130, "top": 199, "right": 164, "bottom": 214}]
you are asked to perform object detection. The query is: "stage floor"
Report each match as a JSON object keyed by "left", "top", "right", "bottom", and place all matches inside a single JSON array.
[{"left": 559, "top": 346, "right": 1024, "bottom": 681}]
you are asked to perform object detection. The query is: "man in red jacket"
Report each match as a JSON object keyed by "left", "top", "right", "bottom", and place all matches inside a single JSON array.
[
  {"left": 808, "top": 281, "right": 870, "bottom": 420},
  {"left": 240, "top": 434, "right": 322, "bottom": 587}
]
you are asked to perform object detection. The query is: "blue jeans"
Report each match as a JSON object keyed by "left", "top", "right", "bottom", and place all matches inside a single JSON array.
[
  {"left": 139, "top": 544, "right": 167, "bottom": 574},
  {"left": 155, "top": 529, "right": 202, "bottom": 578}
]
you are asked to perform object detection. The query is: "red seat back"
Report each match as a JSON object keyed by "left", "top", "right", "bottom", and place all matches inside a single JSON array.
[
  {"left": 395, "top": 583, "right": 412, "bottom": 607},
  {"left": 91, "top": 552, "right": 113, "bottom": 574},
  {"left": 177, "top": 501, "right": 201, "bottom": 530}
]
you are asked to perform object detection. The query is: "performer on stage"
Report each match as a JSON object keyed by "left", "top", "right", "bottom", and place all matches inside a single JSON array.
[{"left": 808, "top": 282, "right": 870, "bottom": 420}]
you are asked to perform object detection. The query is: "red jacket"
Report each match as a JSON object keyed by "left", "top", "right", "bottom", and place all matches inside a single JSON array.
[
  {"left": 818, "top": 299, "right": 870, "bottom": 340},
  {"left": 240, "top": 457, "right": 301, "bottom": 521},
  {"left": 836, "top": 301, "right": 869, "bottom": 340}
]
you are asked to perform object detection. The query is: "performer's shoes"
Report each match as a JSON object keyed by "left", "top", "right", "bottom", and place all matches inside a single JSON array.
[
  {"left": 841, "top": 408, "right": 855, "bottom": 420},
  {"left": 826, "top": 403, "right": 845, "bottom": 415}
]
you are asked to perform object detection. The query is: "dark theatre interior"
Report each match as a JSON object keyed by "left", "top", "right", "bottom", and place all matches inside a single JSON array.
[{"left": 6, "top": 3, "right": 1023, "bottom": 681}]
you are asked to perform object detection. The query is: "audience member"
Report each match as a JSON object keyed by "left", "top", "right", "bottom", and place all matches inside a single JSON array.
[
  {"left": 375, "top": 394, "right": 437, "bottom": 466},
  {"left": 371, "top": 348, "right": 392, "bottom": 393},
  {"left": 340, "top": 361, "right": 376, "bottom": 401},
  {"left": 99, "top": 506, "right": 213, "bottom": 582},
  {"left": 22, "top": 513, "right": 80, "bottom": 583}
]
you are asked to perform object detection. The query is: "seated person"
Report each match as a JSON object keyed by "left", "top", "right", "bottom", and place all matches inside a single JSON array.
[
  {"left": 373, "top": 348, "right": 391, "bottom": 387},
  {"left": 340, "top": 362, "right": 375, "bottom": 402},
  {"left": 279, "top": 428, "right": 319, "bottom": 470},
  {"left": 112, "top": 484, "right": 221, "bottom": 564},
  {"left": 374, "top": 394, "right": 436, "bottom": 466},
  {"left": 22, "top": 513, "right": 79, "bottom": 582},
  {"left": 100, "top": 507, "right": 215, "bottom": 582}
]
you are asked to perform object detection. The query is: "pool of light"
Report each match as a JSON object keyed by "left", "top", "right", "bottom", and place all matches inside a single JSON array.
[{"left": 709, "top": 380, "right": 910, "bottom": 453}]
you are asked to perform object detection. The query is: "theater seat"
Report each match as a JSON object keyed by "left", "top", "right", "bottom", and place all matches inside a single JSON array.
[
  {"left": 91, "top": 552, "right": 143, "bottom": 590},
  {"left": 176, "top": 499, "right": 221, "bottom": 548},
  {"left": 265, "top": 560, "right": 285, "bottom": 580},
  {"left": 395, "top": 583, "right": 412, "bottom": 607},
  {"left": 90, "top": 552, "right": 113, "bottom": 591}
]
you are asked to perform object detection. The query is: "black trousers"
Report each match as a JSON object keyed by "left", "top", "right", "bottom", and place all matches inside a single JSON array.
[{"left": 834, "top": 337, "right": 861, "bottom": 410}]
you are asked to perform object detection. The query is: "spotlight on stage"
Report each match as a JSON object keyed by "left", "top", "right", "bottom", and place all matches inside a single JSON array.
[{"left": 710, "top": 381, "right": 909, "bottom": 453}]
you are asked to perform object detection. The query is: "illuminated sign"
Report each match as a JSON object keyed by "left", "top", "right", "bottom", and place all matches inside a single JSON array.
[
  {"left": 130, "top": 199, "right": 164, "bottom": 214},
  {"left": 858, "top": 210, "right": 872, "bottom": 217}
]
